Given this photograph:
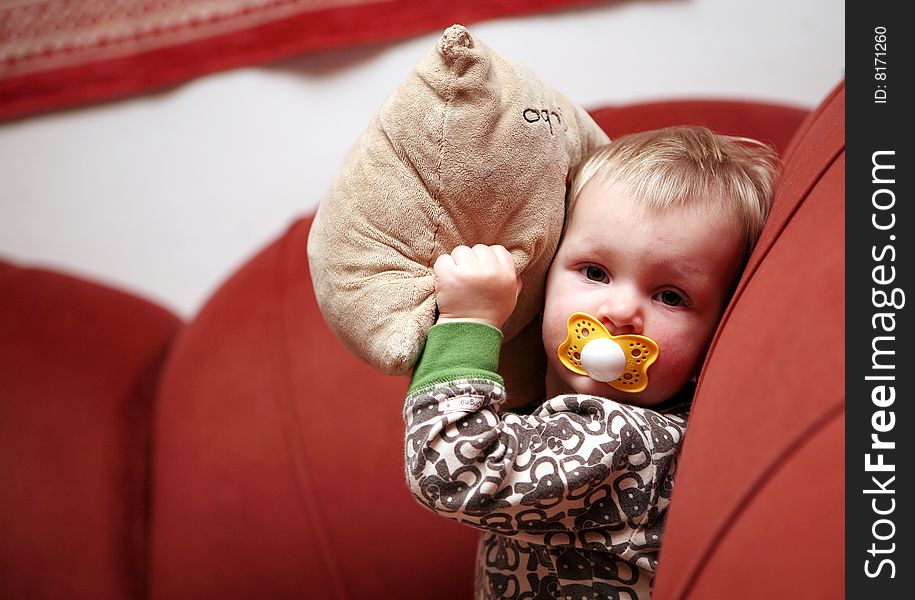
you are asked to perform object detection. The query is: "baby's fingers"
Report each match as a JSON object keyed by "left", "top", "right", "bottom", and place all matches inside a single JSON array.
[
  {"left": 450, "top": 245, "right": 476, "bottom": 265},
  {"left": 489, "top": 244, "right": 517, "bottom": 273},
  {"left": 433, "top": 252, "right": 456, "bottom": 276}
]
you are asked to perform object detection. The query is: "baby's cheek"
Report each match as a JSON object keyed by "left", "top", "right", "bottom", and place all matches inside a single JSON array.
[
  {"left": 541, "top": 318, "right": 567, "bottom": 357},
  {"left": 655, "top": 340, "right": 703, "bottom": 386}
]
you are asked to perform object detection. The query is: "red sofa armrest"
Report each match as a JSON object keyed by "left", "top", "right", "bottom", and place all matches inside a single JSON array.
[
  {"left": 0, "top": 260, "right": 181, "bottom": 599},
  {"left": 654, "top": 83, "right": 845, "bottom": 599}
]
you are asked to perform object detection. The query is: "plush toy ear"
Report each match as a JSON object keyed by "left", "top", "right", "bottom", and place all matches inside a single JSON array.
[{"left": 307, "top": 24, "right": 608, "bottom": 376}]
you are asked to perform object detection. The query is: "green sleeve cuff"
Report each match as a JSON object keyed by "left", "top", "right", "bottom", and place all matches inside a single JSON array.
[{"left": 408, "top": 321, "right": 504, "bottom": 395}]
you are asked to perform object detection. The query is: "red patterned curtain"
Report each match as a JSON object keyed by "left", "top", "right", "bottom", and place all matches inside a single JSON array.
[{"left": 0, "top": 0, "right": 608, "bottom": 122}]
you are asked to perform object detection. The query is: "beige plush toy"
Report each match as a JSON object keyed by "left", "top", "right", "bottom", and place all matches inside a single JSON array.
[{"left": 307, "top": 24, "right": 609, "bottom": 385}]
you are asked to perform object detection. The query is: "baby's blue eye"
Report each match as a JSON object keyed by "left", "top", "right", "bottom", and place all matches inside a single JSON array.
[
  {"left": 584, "top": 266, "right": 608, "bottom": 282},
  {"left": 658, "top": 290, "right": 686, "bottom": 307}
]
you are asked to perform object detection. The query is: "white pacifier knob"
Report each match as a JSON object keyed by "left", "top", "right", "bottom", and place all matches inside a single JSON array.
[{"left": 579, "top": 337, "right": 627, "bottom": 382}]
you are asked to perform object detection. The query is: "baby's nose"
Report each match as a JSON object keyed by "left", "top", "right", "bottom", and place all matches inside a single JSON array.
[{"left": 597, "top": 291, "right": 643, "bottom": 335}]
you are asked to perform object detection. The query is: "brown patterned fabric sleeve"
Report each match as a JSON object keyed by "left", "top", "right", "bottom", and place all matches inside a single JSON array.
[{"left": 404, "top": 377, "right": 689, "bottom": 574}]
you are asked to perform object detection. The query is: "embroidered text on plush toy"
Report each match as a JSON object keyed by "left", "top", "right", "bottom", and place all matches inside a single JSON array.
[{"left": 523, "top": 107, "right": 566, "bottom": 135}]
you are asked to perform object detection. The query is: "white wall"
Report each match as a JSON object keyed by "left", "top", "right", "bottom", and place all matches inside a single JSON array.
[{"left": 0, "top": 0, "right": 844, "bottom": 318}]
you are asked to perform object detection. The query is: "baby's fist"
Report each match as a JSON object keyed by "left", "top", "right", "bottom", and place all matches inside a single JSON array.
[{"left": 433, "top": 244, "right": 521, "bottom": 330}]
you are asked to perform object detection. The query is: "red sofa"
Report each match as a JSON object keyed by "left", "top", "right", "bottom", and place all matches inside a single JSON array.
[{"left": 0, "top": 82, "right": 843, "bottom": 599}]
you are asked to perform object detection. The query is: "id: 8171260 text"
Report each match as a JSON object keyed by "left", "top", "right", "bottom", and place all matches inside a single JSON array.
[{"left": 874, "top": 26, "right": 887, "bottom": 104}]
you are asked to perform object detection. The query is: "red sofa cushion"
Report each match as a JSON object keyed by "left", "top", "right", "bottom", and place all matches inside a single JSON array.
[
  {"left": 589, "top": 98, "right": 808, "bottom": 154},
  {"left": 653, "top": 82, "right": 845, "bottom": 598},
  {"left": 149, "top": 218, "right": 479, "bottom": 600},
  {"left": 0, "top": 261, "right": 180, "bottom": 600}
]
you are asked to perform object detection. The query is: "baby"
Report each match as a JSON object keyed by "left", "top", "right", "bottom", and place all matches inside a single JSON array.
[{"left": 404, "top": 126, "right": 778, "bottom": 599}]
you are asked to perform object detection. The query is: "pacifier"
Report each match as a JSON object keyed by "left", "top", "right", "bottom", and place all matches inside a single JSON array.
[{"left": 557, "top": 313, "right": 659, "bottom": 393}]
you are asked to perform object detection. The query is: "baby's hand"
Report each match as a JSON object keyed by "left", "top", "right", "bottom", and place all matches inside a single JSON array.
[{"left": 434, "top": 244, "right": 521, "bottom": 330}]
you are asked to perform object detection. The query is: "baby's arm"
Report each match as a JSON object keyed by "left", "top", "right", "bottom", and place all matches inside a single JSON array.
[
  {"left": 404, "top": 245, "right": 688, "bottom": 569},
  {"left": 405, "top": 379, "right": 687, "bottom": 566}
]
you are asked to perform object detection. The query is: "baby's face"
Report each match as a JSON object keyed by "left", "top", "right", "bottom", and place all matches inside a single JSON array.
[{"left": 542, "top": 181, "right": 745, "bottom": 407}]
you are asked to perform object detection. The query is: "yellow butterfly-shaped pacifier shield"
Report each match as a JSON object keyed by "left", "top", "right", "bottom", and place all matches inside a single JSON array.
[{"left": 557, "top": 313, "right": 660, "bottom": 393}]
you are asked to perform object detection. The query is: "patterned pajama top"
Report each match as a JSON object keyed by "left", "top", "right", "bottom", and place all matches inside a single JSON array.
[{"left": 404, "top": 322, "right": 690, "bottom": 600}]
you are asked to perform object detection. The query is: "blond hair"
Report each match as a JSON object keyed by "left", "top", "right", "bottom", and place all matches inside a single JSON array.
[{"left": 569, "top": 125, "right": 780, "bottom": 258}]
